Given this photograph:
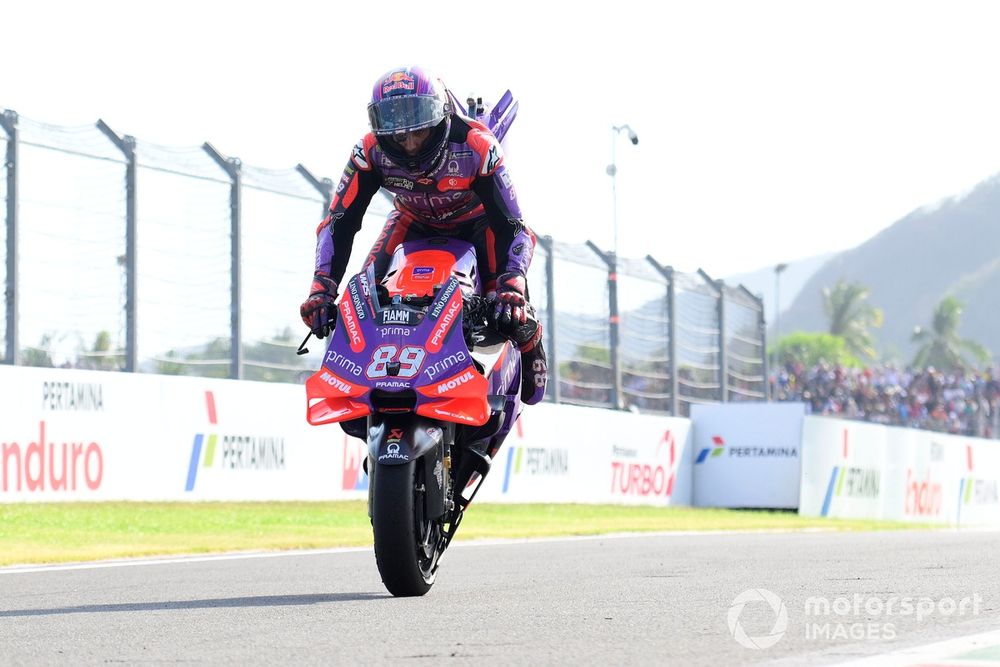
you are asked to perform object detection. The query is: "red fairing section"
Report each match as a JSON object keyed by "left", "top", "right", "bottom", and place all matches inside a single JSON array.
[
  {"left": 425, "top": 288, "right": 464, "bottom": 353},
  {"left": 416, "top": 367, "right": 490, "bottom": 426},
  {"left": 338, "top": 297, "right": 366, "bottom": 353},
  {"left": 305, "top": 368, "right": 370, "bottom": 425},
  {"left": 382, "top": 249, "right": 455, "bottom": 298}
]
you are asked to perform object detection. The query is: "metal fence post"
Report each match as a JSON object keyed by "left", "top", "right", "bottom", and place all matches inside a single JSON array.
[
  {"left": 0, "top": 110, "right": 18, "bottom": 365},
  {"left": 668, "top": 267, "right": 679, "bottom": 414},
  {"left": 735, "top": 284, "right": 767, "bottom": 402},
  {"left": 538, "top": 235, "right": 559, "bottom": 403},
  {"left": 646, "top": 255, "right": 678, "bottom": 416},
  {"left": 97, "top": 120, "right": 137, "bottom": 372},
  {"left": 296, "top": 163, "right": 333, "bottom": 217},
  {"left": 753, "top": 288, "right": 768, "bottom": 401},
  {"left": 718, "top": 280, "right": 729, "bottom": 402},
  {"left": 587, "top": 240, "right": 621, "bottom": 409},
  {"left": 699, "top": 269, "right": 726, "bottom": 402},
  {"left": 204, "top": 143, "right": 243, "bottom": 380}
]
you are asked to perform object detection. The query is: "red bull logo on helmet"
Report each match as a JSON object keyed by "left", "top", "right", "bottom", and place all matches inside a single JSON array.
[{"left": 382, "top": 72, "right": 416, "bottom": 96}]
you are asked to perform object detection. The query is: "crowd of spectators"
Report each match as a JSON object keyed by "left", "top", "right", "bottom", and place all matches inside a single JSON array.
[{"left": 772, "top": 362, "right": 1000, "bottom": 439}]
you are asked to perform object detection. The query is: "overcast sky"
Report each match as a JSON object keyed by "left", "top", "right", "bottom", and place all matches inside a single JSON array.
[{"left": 5, "top": 0, "right": 1000, "bottom": 279}]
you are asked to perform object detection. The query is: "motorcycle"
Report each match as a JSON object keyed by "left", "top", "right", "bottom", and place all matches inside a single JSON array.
[
  {"left": 302, "top": 89, "right": 524, "bottom": 597},
  {"left": 303, "top": 238, "right": 525, "bottom": 596}
]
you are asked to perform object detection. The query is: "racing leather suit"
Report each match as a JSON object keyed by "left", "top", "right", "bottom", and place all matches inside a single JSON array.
[{"left": 311, "top": 115, "right": 546, "bottom": 404}]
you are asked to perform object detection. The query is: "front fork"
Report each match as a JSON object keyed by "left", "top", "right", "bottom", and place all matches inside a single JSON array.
[
  {"left": 366, "top": 415, "right": 455, "bottom": 523},
  {"left": 364, "top": 414, "right": 493, "bottom": 550}
]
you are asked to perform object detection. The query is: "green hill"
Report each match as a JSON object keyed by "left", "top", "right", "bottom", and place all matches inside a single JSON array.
[{"left": 780, "top": 173, "right": 1000, "bottom": 363}]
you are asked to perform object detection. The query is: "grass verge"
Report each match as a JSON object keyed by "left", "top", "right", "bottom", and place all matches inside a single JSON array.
[{"left": 0, "top": 502, "right": 924, "bottom": 567}]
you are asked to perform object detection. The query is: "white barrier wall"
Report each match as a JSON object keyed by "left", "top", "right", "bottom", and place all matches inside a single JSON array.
[
  {"left": 690, "top": 403, "right": 805, "bottom": 508},
  {"left": 5, "top": 365, "right": 996, "bottom": 523},
  {"left": 0, "top": 366, "right": 692, "bottom": 505},
  {"left": 798, "top": 418, "right": 887, "bottom": 520},
  {"left": 1, "top": 366, "right": 342, "bottom": 501},
  {"left": 799, "top": 416, "right": 1000, "bottom": 525},
  {"left": 475, "top": 403, "right": 692, "bottom": 506}
]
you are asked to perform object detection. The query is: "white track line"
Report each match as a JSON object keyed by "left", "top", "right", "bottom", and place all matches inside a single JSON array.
[
  {"left": 831, "top": 628, "right": 1000, "bottom": 666},
  {"left": 0, "top": 528, "right": 834, "bottom": 575}
]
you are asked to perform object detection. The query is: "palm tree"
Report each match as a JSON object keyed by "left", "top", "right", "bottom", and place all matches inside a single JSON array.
[
  {"left": 911, "top": 296, "right": 991, "bottom": 370},
  {"left": 822, "top": 280, "right": 883, "bottom": 360}
]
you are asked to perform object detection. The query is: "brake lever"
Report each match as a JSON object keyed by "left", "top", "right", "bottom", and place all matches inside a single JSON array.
[{"left": 296, "top": 331, "right": 312, "bottom": 356}]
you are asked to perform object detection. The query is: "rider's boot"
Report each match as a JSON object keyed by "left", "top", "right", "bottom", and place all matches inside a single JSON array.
[
  {"left": 506, "top": 308, "right": 547, "bottom": 405},
  {"left": 518, "top": 325, "right": 547, "bottom": 405}
]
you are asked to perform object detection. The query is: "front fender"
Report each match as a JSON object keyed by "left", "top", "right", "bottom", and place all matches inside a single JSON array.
[{"left": 367, "top": 418, "right": 444, "bottom": 466}]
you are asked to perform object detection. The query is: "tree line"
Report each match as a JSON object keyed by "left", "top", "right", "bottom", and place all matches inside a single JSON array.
[{"left": 774, "top": 281, "right": 992, "bottom": 371}]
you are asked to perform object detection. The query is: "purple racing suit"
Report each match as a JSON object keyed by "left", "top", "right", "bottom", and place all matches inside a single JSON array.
[
  {"left": 308, "top": 113, "right": 546, "bottom": 405},
  {"left": 313, "top": 115, "right": 536, "bottom": 294}
]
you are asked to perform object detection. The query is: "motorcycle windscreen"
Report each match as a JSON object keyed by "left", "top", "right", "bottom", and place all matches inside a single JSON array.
[{"left": 382, "top": 248, "right": 458, "bottom": 298}]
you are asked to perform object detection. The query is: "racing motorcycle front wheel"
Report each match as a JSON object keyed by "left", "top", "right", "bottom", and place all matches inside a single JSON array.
[{"left": 371, "top": 460, "right": 442, "bottom": 597}]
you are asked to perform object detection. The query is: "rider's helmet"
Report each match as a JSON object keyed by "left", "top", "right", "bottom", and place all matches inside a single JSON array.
[{"left": 368, "top": 66, "right": 452, "bottom": 175}]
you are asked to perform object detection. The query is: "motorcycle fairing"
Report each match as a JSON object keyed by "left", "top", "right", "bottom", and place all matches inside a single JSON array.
[
  {"left": 306, "top": 241, "right": 493, "bottom": 427},
  {"left": 382, "top": 238, "right": 480, "bottom": 298},
  {"left": 306, "top": 273, "right": 377, "bottom": 425},
  {"left": 305, "top": 366, "right": 370, "bottom": 424}
]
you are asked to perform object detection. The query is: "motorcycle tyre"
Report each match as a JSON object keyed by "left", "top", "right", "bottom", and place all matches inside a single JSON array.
[{"left": 372, "top": 460, "right": 436, "bottom": 597}]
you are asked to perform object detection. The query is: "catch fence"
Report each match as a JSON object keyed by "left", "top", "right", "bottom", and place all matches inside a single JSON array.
[{"left": 0, "top": 109, "right": 767, "bottom": 415}]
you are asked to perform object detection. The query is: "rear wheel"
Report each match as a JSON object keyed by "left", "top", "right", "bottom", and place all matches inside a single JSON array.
[{"left": 372, "top": 460, "right": 440, "bottom": 596}]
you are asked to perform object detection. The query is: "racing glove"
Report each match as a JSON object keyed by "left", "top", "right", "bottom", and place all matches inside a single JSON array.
[
  {"left": 494, "top": 271, "right": 529, "bottom": 329},
  {"left": 493, "top": 271, "right": 541, "bottom": 348},
  {"left": 299, "top": 274, "right": 338, "bottom": 338}
]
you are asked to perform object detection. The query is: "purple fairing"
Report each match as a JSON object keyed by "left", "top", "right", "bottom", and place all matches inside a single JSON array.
[
  {"left": 320, "top": 238, "right": 521, "bottom": 438},
  {"left": 446, "top": 88, "right": 519, "bottom": 145},
  {"left": 486, "top": 90, "right": 519, "bottom": 145}
]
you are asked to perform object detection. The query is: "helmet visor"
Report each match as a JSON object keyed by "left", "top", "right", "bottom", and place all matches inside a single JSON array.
[{"left": 368, "top": 95, "right": 446, "bottom": 135}]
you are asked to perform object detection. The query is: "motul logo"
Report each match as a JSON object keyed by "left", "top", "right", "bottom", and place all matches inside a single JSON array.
[
  {"left": 437, "top": 370, "right": 474, "bottom": 394},
  {"left": 320, "top": 371, "right": 353, "bottom": 393}
]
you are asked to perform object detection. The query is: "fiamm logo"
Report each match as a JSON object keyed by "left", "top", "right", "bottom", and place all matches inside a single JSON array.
[
  {"left": 185, "top": 391, "right": 285, "bottom": 491},
  {"left": 696, "top": 436, "right": 725, "bottom": 464}
]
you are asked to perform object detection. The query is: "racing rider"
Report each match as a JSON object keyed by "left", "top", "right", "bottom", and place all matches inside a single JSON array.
[{"left": 300, "top": 66, "right": 547, "bottom": 404}]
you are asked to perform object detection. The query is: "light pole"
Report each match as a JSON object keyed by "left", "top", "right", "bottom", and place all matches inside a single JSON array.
[
  {"left": 774, "top": 262, "right": 788, "bottom": 368},
  {"left": 606, "top": 124, "right": 639, "bottom": 259}
]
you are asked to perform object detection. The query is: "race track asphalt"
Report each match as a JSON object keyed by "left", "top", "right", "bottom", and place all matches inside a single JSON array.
[{"left": 2, "top": 529, "right": 999, "bottom": 665}]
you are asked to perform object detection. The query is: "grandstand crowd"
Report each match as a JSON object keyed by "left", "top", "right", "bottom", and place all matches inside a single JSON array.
[{"left": 772, "top": 362, "right": 1000, "bottom": 439}]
